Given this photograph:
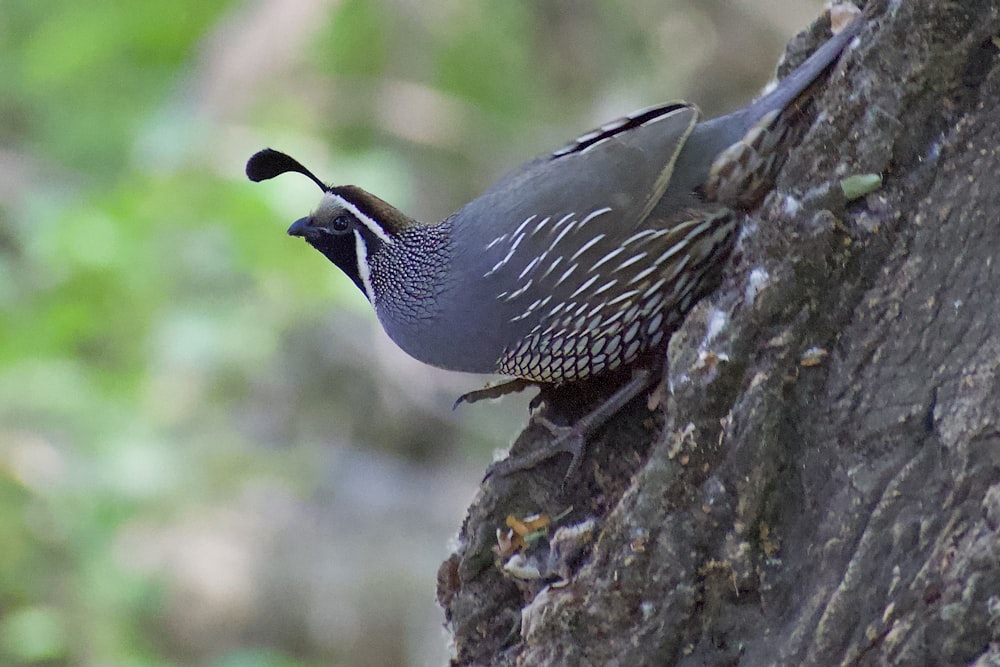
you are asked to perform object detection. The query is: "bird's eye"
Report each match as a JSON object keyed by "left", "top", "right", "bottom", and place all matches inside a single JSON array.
[{"left": 331, "top": 214, "right": 352, "bottom": 232}]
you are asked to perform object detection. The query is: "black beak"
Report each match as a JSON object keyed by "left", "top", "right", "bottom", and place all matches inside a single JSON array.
[{"left": 287, "top": 216, "right": 311, "bottom": 237}]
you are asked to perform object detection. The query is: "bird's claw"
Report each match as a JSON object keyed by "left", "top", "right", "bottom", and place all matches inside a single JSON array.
[
  {"left": 483, "top": 416, "right": 587, "bottom": 489},
  {"left": 454, "top": 378, "right": 536, "bottom": 409}
]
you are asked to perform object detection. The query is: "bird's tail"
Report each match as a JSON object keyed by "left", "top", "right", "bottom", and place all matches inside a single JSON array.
[{"left": 695, "top": 14, "right": 863, "bottom": 208}]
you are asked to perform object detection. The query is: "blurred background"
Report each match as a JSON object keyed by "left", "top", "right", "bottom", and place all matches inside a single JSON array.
[{"left": 0, "top": 0, "right": 822, "bottom": 665}]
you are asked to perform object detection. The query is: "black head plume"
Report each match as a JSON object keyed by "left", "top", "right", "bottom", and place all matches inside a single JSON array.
[{"left": 246, "top": 149, "right": 327, "bottom": 192}]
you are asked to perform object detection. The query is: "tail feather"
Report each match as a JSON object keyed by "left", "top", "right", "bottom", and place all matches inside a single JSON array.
[{"left": 701, "top": 14, "right": 863, "bottom": 208}]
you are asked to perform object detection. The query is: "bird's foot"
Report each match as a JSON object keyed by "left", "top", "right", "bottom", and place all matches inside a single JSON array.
[
  {"left": 484, "top": 416, "right": 588, "bottom": 485},
  {"left": 484, "top": 368, "right": 656, "bottom": 488}
]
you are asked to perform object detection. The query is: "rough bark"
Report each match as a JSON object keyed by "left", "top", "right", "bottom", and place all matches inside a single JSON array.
[{"left": 438, "top": 2, "right": 1000, "bottom": 665}]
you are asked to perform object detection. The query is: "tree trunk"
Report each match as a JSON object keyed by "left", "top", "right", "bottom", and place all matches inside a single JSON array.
[{"left": 438, "top": 1, "right": 1000, "bottom": 664}]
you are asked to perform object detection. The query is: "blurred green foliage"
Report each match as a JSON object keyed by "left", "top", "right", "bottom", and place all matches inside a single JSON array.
[{"left": 0, "top": 0, "right": 816, "bottom": 664}]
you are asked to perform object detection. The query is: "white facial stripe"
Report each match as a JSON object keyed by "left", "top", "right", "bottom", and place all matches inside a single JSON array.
[
  {"left": 324, "top": 193, "right": 394, "bottom": 245},
  {"left": 353, "top": 229, "right": 376, "bottom": 303}
]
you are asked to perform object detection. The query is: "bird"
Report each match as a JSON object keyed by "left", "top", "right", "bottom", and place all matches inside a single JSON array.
[{"left": 247, "top": 14, "right": 861, "bottom": 480}]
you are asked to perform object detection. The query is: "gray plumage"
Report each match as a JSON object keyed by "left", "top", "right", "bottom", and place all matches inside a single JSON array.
[{"left": 248, "top": 17, "right": 860, "bottom": 384}]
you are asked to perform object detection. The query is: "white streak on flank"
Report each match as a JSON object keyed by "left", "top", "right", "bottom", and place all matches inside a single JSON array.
[
  {"left": 518, "top": 255, "right": 542, "bottom": 280},
  {"left": 509, "top": 309, "right": 531, "bottom": 322},
  {"left": 642, "top": 277, "right": 667, "bottom": 298},
  {"left": 546, "top": 301, "right": 567, "bottom": 318},
  {"left": 508, "top": 231, "right": 526, "bottom": 257},
  {"left": 483, "top": 231, "right": 525, "bottom": 277},
  {"left": 509, "top": 296, "right": 552, "bottom": 323},
  {"left": 672, "top": 272, "right": 690, "bottom": 297},
  {"left": 550, "top": 213, "right": 575, "bottom": 233},
  {"left": 606, "top": 289, "right": 640, "bottom": 306},
  {"left": 569, "top": 234, "right": 607, "bottom": 262},
  {"left": 503, "top": 279, "right": 533, "bottom": 302},
  {"left": 673, "top": 253, "right": 691, "bottom": 274},
  {"left": 569, "top": 274, "right": 600, "bottom": 299},
  {"left": 653, "top": 239, "right": 686, "bottom": 265},
  {"left": 512, "top": 214, "right": 537, "bottom": 239},
  {"left": 484, "top": 259, "right": 506, "bottom": 277},
  {"left": 592, "top": 279, "right": 618, "bottom": 296},
  {"left": 486, "top": 234, "right": 507, "bottom": 250},
  {"left": 627, "top": 264, "right": 659, "bottom": 285},
  {"left": 602, "top": 310, "right": 625, "bottom": 327},
  {"left": 554, "top": 263, "right": 578, "bottom": 287},
  {"left": 577, "top": 207, "right": 612, "bottom": 229},
  {"left": 622, "top": 229, "right": 658, "bottom": 246},
  {"left": 612, "top": 252, "right": 648, "bottom": 273},
  {"left": 531, "top": 216, "right": 553, "bottom": 236},
  {"left": 353, "top": 229, "right": 376, "bottom": 303},
  {"left": 540, "top": 255, "right": 563, "bottom": 280},
  {"left": 546, "top": 219, "right": 578, "bottom": 256},
  {"left": 589, "top": 247, "right": 625, "bottom": 273},
  {"left": 326, "top": 193, "right": 393, "bottom": 244}
]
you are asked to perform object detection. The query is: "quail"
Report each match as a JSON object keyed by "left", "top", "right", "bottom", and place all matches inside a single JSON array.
[{"left": 247, "top": 15, "right": 861, "bottom": 479}]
